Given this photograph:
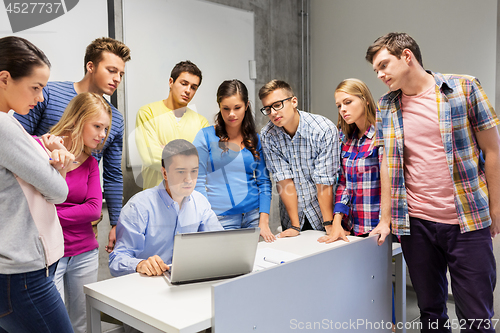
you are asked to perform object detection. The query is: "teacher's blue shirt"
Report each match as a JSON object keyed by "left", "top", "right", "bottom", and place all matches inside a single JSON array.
[{"left": 109, "top": 181, "right": 223, "bottom": 276}]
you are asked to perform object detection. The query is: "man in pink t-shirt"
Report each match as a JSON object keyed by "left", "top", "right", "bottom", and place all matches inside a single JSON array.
[{"left": 367, "top": 33, "right": 500, "bottom": 332}]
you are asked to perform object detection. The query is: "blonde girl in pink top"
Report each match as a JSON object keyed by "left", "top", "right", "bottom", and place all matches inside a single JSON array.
[{"left": 38, "top": 92, "right": 112, "bottom": 333}]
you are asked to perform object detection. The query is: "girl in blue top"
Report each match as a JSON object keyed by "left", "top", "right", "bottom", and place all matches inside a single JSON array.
[{"left": 193, "top": 79, "right": 274, "bottom": 242}]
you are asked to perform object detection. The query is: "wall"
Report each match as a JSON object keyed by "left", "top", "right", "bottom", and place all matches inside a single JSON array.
[
  {"left": 310, "top": 0, "right": 497, "bottom": 124},
  {"left": 116, "top": 0, "right": 308, "bottom": 232},
  {"left": 0, "top": 0, "right": 108, "bottom": 82}
]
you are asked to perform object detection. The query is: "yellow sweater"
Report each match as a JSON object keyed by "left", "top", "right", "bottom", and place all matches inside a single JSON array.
[{"left": 135, "top": 100, "right": 209, "bottom": 189}]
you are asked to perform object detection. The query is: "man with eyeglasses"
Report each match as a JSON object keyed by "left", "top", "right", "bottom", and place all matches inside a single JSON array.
[{"left": 259, "top": 80, "right": 344, "bottom": 242}]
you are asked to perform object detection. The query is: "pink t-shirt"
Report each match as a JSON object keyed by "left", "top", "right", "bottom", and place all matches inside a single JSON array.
[
  {"left": 55, "top": 156, "right": 102, "bottom": 256},
  {"left": 402, "top": 85, "right": 458, "bottom": 224}
]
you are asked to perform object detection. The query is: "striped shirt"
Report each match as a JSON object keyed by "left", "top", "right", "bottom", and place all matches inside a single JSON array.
[
  {"left": 261, "top": 110, "right": 340, "bottom": 231},
  {"left": 14, "top": 81, "right": 124, "bottom": 226},
  {"left": 376, "top": 72, "right": 500, "bottom": 235},
  {"left": 334, "top": 125, "right": 381, "bottom": 235}
]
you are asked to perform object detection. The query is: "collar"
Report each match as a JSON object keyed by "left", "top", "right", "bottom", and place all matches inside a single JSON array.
[
  {"left": 294, "top": 110, "right": 304, "bottom": 137},
  {"left": 365, "top": 124, "right": 376, "bottom": 139},
  {"left": 156, "top": 181, "right": 192, "bottom": 208},
  {"left": 163, "top": 102, "right": 194, "bottom": 116},
  {"left": 157, "top": 181, "right": 175, "bottom": 207},
  {"left": 383, "top": 70, "right": 453, "bottom": 105},
  {"left": 277, "top": 110, "right": 303, "bottom": 139},
  {"left": 343, "top": 124, "right": 375, "bottom": 143},
  {"left": 382, "top": 70, "right": 453, "bottom": 107},
  {"left": 427, "top": 70, "right": 453, "bottom": 94}
]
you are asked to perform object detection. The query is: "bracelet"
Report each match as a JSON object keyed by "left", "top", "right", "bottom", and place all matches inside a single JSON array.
[
  {"left": 322, "top": 220, "right": 333, "bottom": 227},
  {"left": 290, "top": 225, "right": 301, "bottom": 232}
]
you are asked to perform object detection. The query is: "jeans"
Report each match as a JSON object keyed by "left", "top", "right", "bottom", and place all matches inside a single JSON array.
[
  {"left": 217, "top": 208, "right": 260, "bottom": 230},
  {"left": 54, "top": 248, "right": 98, "bottom": 333},
  {"left": 0, "top": 262, "right": 74, "bottom": 333},
  {"left": 401, "top": 217, "right": 495, "bottom": 332}
]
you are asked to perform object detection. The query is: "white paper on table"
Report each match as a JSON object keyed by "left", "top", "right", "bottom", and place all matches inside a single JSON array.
[{"left": 252, "top": 248, "right": 301, "bottom": 272}]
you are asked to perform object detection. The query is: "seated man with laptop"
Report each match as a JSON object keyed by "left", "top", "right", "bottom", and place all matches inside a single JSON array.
[{"left": 109, "top": 139, "right": 224, "bottom": 277}]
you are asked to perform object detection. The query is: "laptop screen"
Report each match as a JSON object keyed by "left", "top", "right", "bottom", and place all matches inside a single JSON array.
[{"left": 167, "top": 228, "right": 260, "bottom": 285}]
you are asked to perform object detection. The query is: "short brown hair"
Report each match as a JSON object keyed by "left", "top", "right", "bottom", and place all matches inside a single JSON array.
[
  {"left": 170, "top": 60, "right": 202, "bottom": 86},
  {"left": 366, "top": 32, "right": 423, "bottom": 67},
  {"left": 161, "top": 139, "right": 199, "bottom": 170},
  {"left": 258, "top": 79, "right": 294, "bottom": 100},
  {"left": 84, "top": 37, "right": 131, "bottom": 73}
]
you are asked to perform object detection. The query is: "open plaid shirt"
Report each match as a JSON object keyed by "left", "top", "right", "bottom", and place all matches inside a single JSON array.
[
  {"left": 261, "top": 111, "right": 340, "bottom": 231},
  {"left": 376, "top": 71, "right": 500, "bottom": 235},
  {"left": 335, "top": 125, "right": 381, "bottom": 235}
]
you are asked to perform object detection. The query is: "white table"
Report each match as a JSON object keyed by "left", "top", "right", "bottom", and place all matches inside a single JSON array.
[
  {"left": 258, "top": 232, "right": 406, "bottom": 332},
  {"left": 85, "top": 273, "right": 214, "bottom": 332},
  {"left": 259, "top": 231, "right": 406, "bottom": 332},
  {"left": 85, "top": 231, "right": 405, "bottom": 332}
]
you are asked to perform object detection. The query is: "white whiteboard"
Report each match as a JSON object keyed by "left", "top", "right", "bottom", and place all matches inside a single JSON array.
[
  {"left": 0, "top": 0, "right": 109, "bottom": 82},
  {"left": 122, "top": 0, "right": 255, "bottom": 169}
]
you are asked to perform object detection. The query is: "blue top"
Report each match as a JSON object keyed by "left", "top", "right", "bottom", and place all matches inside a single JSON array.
[
  {"left": 14, "top": 81, "right": 124, "bottom": 226},
  {"left": 192, "top": 126, "right": 272, "bottom": 216},
  {"left": 108, "top": 181, "right": 223, "bottom": 277}
]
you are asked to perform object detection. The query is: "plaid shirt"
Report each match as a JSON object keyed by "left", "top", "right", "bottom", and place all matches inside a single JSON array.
[
  {"left": 335, "top": 125, "right": 381, "bottom": 235},
  {"left": 376, "top": 71, "right": 500, "bottom": 235},
  {"left": 261, "top": 111, "right": 340, "bottom": 231}
]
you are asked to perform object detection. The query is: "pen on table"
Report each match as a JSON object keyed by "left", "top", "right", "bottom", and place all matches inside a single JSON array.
[{"left": 263, "top": 257, "right": 285, "bottom": 265}]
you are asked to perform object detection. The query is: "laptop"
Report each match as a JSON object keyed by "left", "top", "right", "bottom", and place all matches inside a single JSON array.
[{"left": 164, "top": 228, "right": 260, "bottom": 285}]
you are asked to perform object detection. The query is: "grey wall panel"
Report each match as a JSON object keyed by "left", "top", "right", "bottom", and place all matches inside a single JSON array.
[{"left": 213, "top": 236, "right": 392, "bottom": 332}]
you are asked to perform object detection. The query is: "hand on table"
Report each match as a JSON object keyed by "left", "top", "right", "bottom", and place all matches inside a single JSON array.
[
  {"left": 317, "top": 223, "right": 350, "bottom": 244},
  {"left": 277, "top": 228, "right": 300, "bottom": 238},
  {"left": 369, "top": 221, "right": 391, "bottom": 245},
  {"left": 136, "top": 255, "right": 169, "bottom": 276},
  {"left": 259, "top": 224, "right": 277, "bottom": 243}
]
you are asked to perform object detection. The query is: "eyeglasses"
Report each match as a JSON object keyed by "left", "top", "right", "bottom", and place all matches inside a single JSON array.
[{"left": 260, "top": 96, "right": 294, "bottom": 116}]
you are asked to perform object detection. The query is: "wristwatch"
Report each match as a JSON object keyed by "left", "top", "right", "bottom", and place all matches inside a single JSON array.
[{"left": 322, "top": 220, "right": 333, "bottom": 227}]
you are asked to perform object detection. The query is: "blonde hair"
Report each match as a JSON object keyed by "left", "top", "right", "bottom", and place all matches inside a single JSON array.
[
  {"left": 335, "top": 79, "right": 376, "bottom": 138},
  {"left": 50, "top": 92, "right": 112, "bottom": 156}
]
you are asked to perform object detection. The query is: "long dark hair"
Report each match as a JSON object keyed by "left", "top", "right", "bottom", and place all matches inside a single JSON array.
[
  {"left": 215, "top": 79, "right": 259, "bottom": 160},
  {"left": 0, "top": 36, "right": 51, "bottom": 79}
]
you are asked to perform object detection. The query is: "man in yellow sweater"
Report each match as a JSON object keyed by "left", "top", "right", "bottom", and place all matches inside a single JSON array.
[{"left": 135, "top": 61, "right": 209, "bottom": 189}]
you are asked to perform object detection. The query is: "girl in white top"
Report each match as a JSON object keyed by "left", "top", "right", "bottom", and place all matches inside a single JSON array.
[{"left": 0, "top": 36, "right": 75, "bottom": 333}]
